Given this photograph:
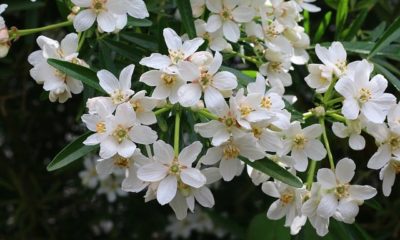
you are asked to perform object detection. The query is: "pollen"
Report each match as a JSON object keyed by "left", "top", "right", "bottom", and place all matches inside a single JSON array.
[
  {"left": 168, "top": 50, "right": 185, "bottom": 64},
  {"left": 223, "top": 143, "right": 240, "bottom": 160},
  {"left": 252, "top": 127, "right": 262, "bottom": 139},
  {"left": 54, "top": 69, "right": 67, "bottom": 81},
  {"left": 220, "top": 8, "right": 233, "bottom": 20},
  {"left": 336, "top": 61, "right": 347, "bottom": 73},
  {"left": 92, "top": 0, "right": 107, "bottom": 13},
  {"left": 261, "top": 96, "right": 272, "bottom": 109},
  {"left": 199, "top": 72, "right": 212, "bottom": 88},
  {"left": 293, "top": 134, "right": 307, "bottom": 149},
  {"left": 240, "top": 105, "right": 253, "bottom": 117},
  {"left": 268, "top": 62, "right": 282, "bottom": 73},
  {"left": 111, "top": 89, "right": 128, "bottom": 104},
  {"left": 391, "top": 161, "right": 400, "bottom": 174},
  {"left": 113, "top": 155, "right": 130, "bottom": 168},
  {"left": 161, "top": 73, "right": 177, "bottom": 86},
  {"left": 359, "top": 88, "right": 372, "bottom": 103},
  {"left": 130, "top": 100, "right": 143, "bottom": 112},
  {"left": 96, "top": 121, "right": 106, "bottom": 133},
  {"left": 113, "top": 125, "right": 128, "bottom": 143},
  {"left": 335, "top": 184, "right": 349, "bottom": 199},
  {"left": 280, "top": 191, "right": 294, "bottom": 205},
  {"left": 389, "top": 135, "right": 400, "bottom": 151}
]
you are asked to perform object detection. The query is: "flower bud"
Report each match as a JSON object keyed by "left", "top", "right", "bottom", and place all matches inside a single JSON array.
[{"left": 0, "top": 27, "right": 10, "bottom": 58}]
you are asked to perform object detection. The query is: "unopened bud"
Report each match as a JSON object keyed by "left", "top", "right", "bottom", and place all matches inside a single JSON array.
[
  {"left": 312, "top": 106, "right": 325, "bottom": 117},
  {"left": 0, "top": 27, "right": 10, "bottom": 58}
]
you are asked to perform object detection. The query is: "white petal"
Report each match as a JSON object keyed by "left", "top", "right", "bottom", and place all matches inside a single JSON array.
[
  {"left": 163, "top": 28, "right": 182, "bottom": 51},
  {"left": 194, "top": 187, "right": 215, "bottom": 208},
  {"left": 219, "top": 158, "right": 240, "bottom": 181},
  {"left": 181, "top": 168, "right": 207, "bottom": 188},
  {"left": 317, "top": 169, "right": 336, "bottom": 189},
  {"left": 177, "top": 61, "right": 200, "bottom": 82},
  {"left": 139, "top": 53, "right": 171, "bottom": 70},
  {"left": 179, "top": 141, "right": 203, "bottom": 166},
  {"left": 212, "top": 71, "right": 238, "bottom": 90},
  {"left": 117, "top": 140, "right": 136, "bottom": 158},
  {"left": 349, "top": 134, "right": 365, "bottom": 150},
  {"left": 126, "top": 0, "right": 149, "bottom": 19},
  {"left": 96, "top": 158, "right": 114, "bottom": 176},
  {"left": 119, "top": 64, "right": 135, "bottom": 90},
  {"left": 305, "top": 140, "right": 326, "bottom": 160},
  {"left": 200, "top": 147, "right": 223, "bottom": 165},
  {"left": 342, "top": 99, "right": 360, "bottom": 120},
  {"left": 154, "top": 140, "right": 175, "bottom": 164},
  {"left": 98, "top": 70, "right": 119, "bottom": 94},
  {"left": 303, "top": 124, "right": 322, "bottom": 139},
  {"left": 332, "top": 122, "right": 348, "bottom": 138},
  {"left": 336, "top": 199, "right": 358, "bottom": 224},
  {"left": 381, "top": 165, "right": 396, "bottom": 196},
  {"left": 349, "top": 185, "right": 377, "bottom": 201},
  {"left": 72, "top": 0, "right": 91, "bottom": 7},
  {"left": 261, "top": 181, "right": 280, "bottom": 198},
  {"left": 232, "top": 6, "right": 255, "bottom": 22},
  {"left": 73, "top": 9, "right": 96, "bottom": 32},
  {"left": 267, "top": 200, "right": 286, "bottom": 220},
  {"left": 157, "top": 175, "right": 178, "bottom": 205},
  {"left": 61, "top": 33, "right": 78, "bottom": 56},
  {"left": 169, "top": 193, "right": 188, "bottom": 220},
  {"left": 317, "top": 193, "right": 338, "bottom": 218},
  {"left": 205, "top": 0, "right": 222, "bottom": 13},
  {"left": 129, "top": 125, "right": 157, "bottom": 144},
  {"left": 182, "top": 38, "right": 204, "bottom": 58},
  {"left": 223, "top": 20, "right": 240, "bottom": 42},
  {"left": 367, "top": 144, "right": 391, "bottom": 169},
  {"left": 206, "top": 14, "right": 223, "bottom": 33},
  {"left": 137, "top": 163, "right": 168, "bottom": 181},
  {"left": 178, "top": 83, "right": 202, "bottom": 107},
  {"left": 97, "top": 12, "right": 116, "bottom": 33},
  {"left": 335, "top": 158, "right": 355, "bottom": 183}
]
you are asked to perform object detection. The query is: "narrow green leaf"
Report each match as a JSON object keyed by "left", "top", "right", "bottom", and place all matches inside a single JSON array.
[
  {"left": 246, "top": 214, "right": 289, "bottom": 240},
  {"left": 47, "top": 59, "right": 104, "bottom": 93},
  {"left": 343, "top": 10, "right": 368, "bottom": 41},
  {"left": 126, "top": 16, "right": 153, "bottom": 27},
  {"left": 239, "top": 157, "right": 303, "bottom": 188},
  {"left": 374, "top": 63, "right": 400, "bottom": 91},
  {"left": 303, "top": 11, "right": 310, "bottom": 34},
  {"left": 335, "top": 0, "right": 349, "bottom": 39},
  {"left": 353, "top": 0, "right": 378, "bottom": 11},
  {"left": 120, "top": 32, "right": 159, "bottom": 52},
  {"left": 369, "top": 16, "right": 400, "bottom": 58},
  {"left": 176, "top": 0, "right": 196, "bottom": 39},
  {"left": 313, "top": 11, "right": 332, "bottom": 43},
  {"left": 101, "top": 39, "right": 145, "bottom": 62},
  {"left": 47, "top": 132, "right": 99, "bottom": 171},
  {"left": 370, "top": 22, "right": 386, "bottom": 42}
]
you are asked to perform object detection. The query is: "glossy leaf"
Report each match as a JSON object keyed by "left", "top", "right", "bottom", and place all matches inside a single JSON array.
[
  {"left": 47, "top": 59, "right": 105, "bottom": 93},
  {"left": 47, "top": 132, "right": 99, "bottom": 171},
  {"left": 239, "top": 157, "right": 303, "bottom": 188},
  {"left": 374, "top": 63, "right": 400, "bottom": 91},
  {"left": 127, "top": 16, "right": 153, "bottom": 27},
  {"left": 176, "top": 0, "right": 196, "bottom": 39},
  {"left": 369, "top": 16, "right": 400, "bottom": 58},
  {"left": 335, "top": 0, "right": 349, "bottom": 39},
  {"left": 246, "top": 214, "right": 289, "bottom": 240},
  {"left": 314, "top": 11, "right": 332, "bottom": 43}
]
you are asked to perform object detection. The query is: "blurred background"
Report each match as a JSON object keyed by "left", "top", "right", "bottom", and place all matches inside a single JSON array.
[{"left": 0, "top": 0, "right": 400, "bottom": 239}]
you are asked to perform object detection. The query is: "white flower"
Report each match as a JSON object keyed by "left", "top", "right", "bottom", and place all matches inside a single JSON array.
[
  {"left": 84, "top": 102, "right": 157, "bottom": 159},
  {"left": 195, "top": 19, "right": 230, "bottom": 51},
  {"left": 72, "top": 0, "right": 149, "bottom": 32},
  {"left": 294, "top": 0, "right": 321, "bottom": 12},
  {"left": 262, "top": 20, "right": 285, "bottom": 41},
  {"left": 379, "top": 158, "right": 400, "bottom": 196},
  {"left": 28, "top": 34, "right": 85, "bottom": 103},
  {"left": 268, "top": 0, "right": 300, "bottom": 28},
  {"left": 128, "top": 90, "right": 157, "bottom": 125},
  {"left": 79, "top": 156, "right": 101, "bottom": 188},
  {"left": 139, "top": 68, "right": 185, "bottom": 104},
  {"left": 169, "top": 168, "right": 218, "bottom": 220},
  {"left": 279, "top": 121, "right": 326, "bottom": 172},
  {"left": 98, "top": 64, "right": 135, "bottom": 107},
  {"left": 200, "top": 134, "right": 265, "bottom": 181},
  {"left": 137, "top": 141, "right": 207, "bottom": 205},
  {"left": 366, "top": 123, "right": 400, "bottom": 169},
  {"left": 140, "top": 28, "right": 204, "bottom": 71},
  {"left": 387, "top": 102, "right": 400, "bottom": 132},
  {"left": 315, "top": 42, "right": 347, "bottom": 77},
  {"left": 205, "top": 0, "right": 255, "bottom": 42},
  {"left": 191, "top": 0, "right": 206, "bottom": 18},
  {"left": 194, "top": 97, "right": 246, "bottom": 146},
  {"left": 316, "top": 158, "right": 377, "bottom": 223},
  {"left": 304, "top": 64, "right": 333, "bottom": 93},
  {"left": 95, "top": 149, "right": 150, "bottom": 192},
  {"left": 0, "top": 4, "right": 7, "bottom": 29},
  {"left": 0, "top": 27, "right": 9, "bottom": 58},
  {"left": 97, "top": 175, "right": 128, "bottom": 202},
  {"left": 262, "top": 180, "right": 306, "bottom": 228},
  {"left": 82, "top": 100, "right": 114, "bottom": 145},
  {"left": 177, "top": 51, "right": 238, "bottom": 107},
  {"left": 284, "top": 26, "right": 310, "bottom": 65},
  {"left": 247, "top": 165, "right": 270, "bottom": 185},
  {"left": 335, "top": 60, "right": 396, "bottom": 123},
  {"left": 332, "top": 119, "right": 365, "bottom": 150}
]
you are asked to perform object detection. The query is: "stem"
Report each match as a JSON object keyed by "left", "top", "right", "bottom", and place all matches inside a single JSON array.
[
  {"left": 145, "top": 145, "right": 153, "bottom": 159},
  {"left": 174, "top": 110, "right": 181, "bottom": 157},
  {"left": 322, "top": 77, "right": 338, "bottom": 104},
  {"left": 78, "top": 31, "right": 86, "bottom": 52},
  {"left": 319, "top": 117, "right": 335, "bottom": 170},
  {"left": 197, "top": 109, "right": 219, "bottom": 120},
  {"left": 306, "top": 160, "right": 317, "bottom": 190},
  {"left": 327, "top": 113, "right": 346, "bottom": 123},
  {"left": 303, "top": 111, "right": 313, "bottom": 121},
  {"left": 154, "top": 105, "right": 172, "bottom": 116},
  {"left": 9, "top": 21, "right": 72, "bottom": 40},
  {"left": 325, "top": 97, "right": 344, "bottom": 106},
  {"left": 228, "top": 50, "right": 261, "bottom": 66}
]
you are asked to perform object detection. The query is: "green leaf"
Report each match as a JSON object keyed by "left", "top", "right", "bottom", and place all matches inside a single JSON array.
[
  {"left": 373, "top": 63, "right": 400, "bottom": 91},
  {"left": 370, "top": 22, "right": 386, "bottom": 42},
  {"left": 176, "top": 0, "right": 196, "bottom": 39},
  {"left": 239, "top": 157, "right": 303, "bottom": 188},
  {"left": 246, "top": 214, "right": 290, "bottom": 240},
  {"left": 120, "top": 32, "right": 159, "bottom": 52},
  {"left": 369, "top": 16, "right": 400, "bottom": 58},
  {"left": 343, "top": 10, "right": 368, "bottom": 41},
  {"left": 313, "top": 11, "right": 332, "bottom": 43},
  {"left": 47, "top": 59, "right": 105, "bottom": 93},
  {"left": 47, "top": 132, "right": 99, "bottom": 171},
  {"left": 241, "top": 70, "right": 258, "bottom": 78},
  {"left": 335, "top": 0, "right": 349, "bottom": 39},
  {"left": 126, "top": 16, "right": 153, "bottom": 27},
  {"left": 101, "top": 39, "right": 145, "bottom": 62}
]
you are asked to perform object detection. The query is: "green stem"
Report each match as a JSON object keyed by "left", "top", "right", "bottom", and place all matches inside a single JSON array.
[
  {"left": 174, "top": 110, "right": 181, "bottom": 157},
  {"left": 319, "top": 117, "right": 335, "bottom": 170},
  {"left": 327, "top": 113, "right": 346, "bottom": 123},
  {"left": 325, "top": 97, "right": 344, "bottom": 106},
  {"left": 197, "top": 109, "right": 219, "bottom": 120},
  {"left": 9, "top": 21, "right": 72, "bottom": 40},
  {"left": 78, "top": 31, "right": 86, "bottom": 52},
  {"left": 154, "top": 105, "right": 172, "bottom": 116},
  {"left": 228, "top": 50, "right": 261, "bottom": 66},
  {"left": 322, "top": 77, "right": 338, "bottom": 104},
  {"left": 306, "top": 160, "right": 317, "bottom": 190},
  {"left": 303, "top": 111, "right": 313, "bottom": 121}
]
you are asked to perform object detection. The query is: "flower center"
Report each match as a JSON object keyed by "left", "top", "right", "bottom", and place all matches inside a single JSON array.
[
  {"left": 220, "top": 8, "right": 233, "bottom": 20},
  {"left": 268, "top": 62, "right": 282, "bottom": 73},
  {"left": 261, "top": 96, "right": 272, "bottom": 109},
  {"left": 113, "top": 155, "right": 130, "bottom": 168},
  {"left": 161, "top": 73, "right": 177, "bottom": 86},
  {"left": 358, "top": 88, "right": 372, "bottom": 103},
  {"left": 389, "top": 135, "right": 400, "bottom": 151},
  {"left": 223, "top": 143, "right": 240, "bottom": 160},
  {"left": 130, "top": 100, "right": 143, "bottom": 112},
  {"left": 280, "top": 191, "right": 294, "bottom": 205},
  {"left": 54, "top": 69, "right": 67, "bottom": 82},
  {"left": 199, "top": 72, "right": 212, "bottom": 88},
  {"left": 111, "top": 89, "right": 128, "bottom": 104},
  {"left": 335, "top": 184, "right": 349, "bottom": 199},
  {"left": 240, "top": 104, "right": 253, "bottom": 117},
  {"left": 335, "top": 61, "right": 347, "bottom": 74},
  {"left": 113, "top": 125, "right": 129, "bottom": 143},
  {"left": 91, "top": 0, "right": 107, "bottom": 13},
  {"left": 390, "top": 161, "right": 400, "bottom": 174},
  {"left": 178, "top": 181, "right": 192, "bottom": 197},
  {"left": 293, "top": 134, "right": 307, "bottom": 149},
  {"left": 96, "top": 121, "right": 106, "bottom": 133},
  {"left": 252, "top": 127, "right": 263, "bottom": 139},
  {"left": 168, "top": 50, "right": 185, "bottom": 64}
]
